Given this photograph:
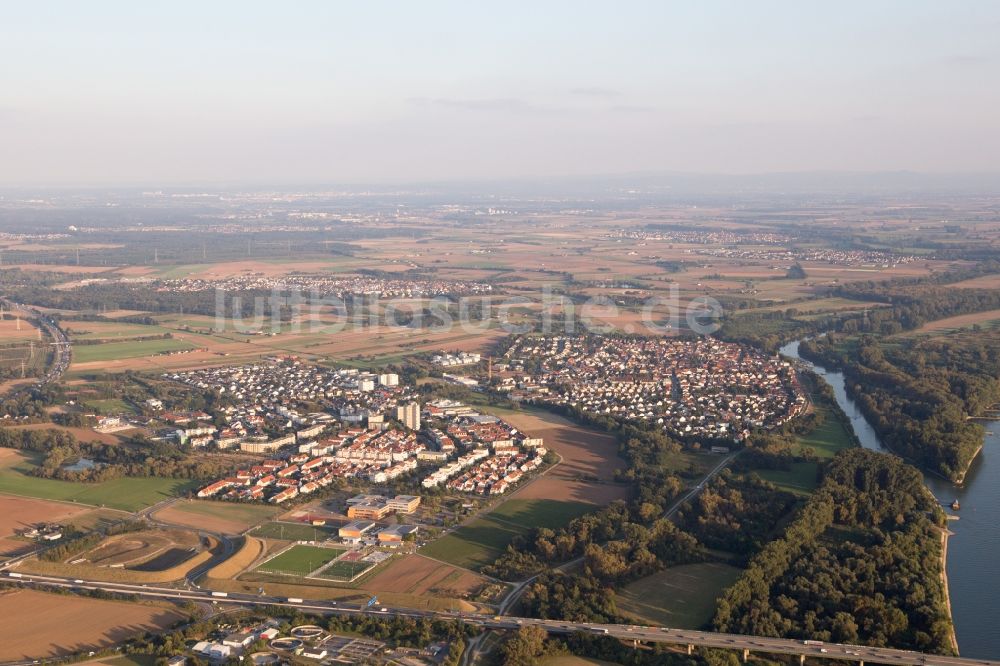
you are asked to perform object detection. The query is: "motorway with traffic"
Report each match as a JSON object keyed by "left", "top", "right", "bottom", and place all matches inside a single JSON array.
[
  {"left": 1, "top": 569, "right": 996, "bottom": 666},
  {"left": 0, "top": 298, "right": 72, "bottom": 391}
]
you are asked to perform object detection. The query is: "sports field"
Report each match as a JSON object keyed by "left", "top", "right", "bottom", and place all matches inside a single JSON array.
[
  {"left": 617, "top": 562, "right": 743, "bottom": 629},
  {"left": 0, "top": 450, "right": 195, "bottom": 511},
  {"left": 251, "top": 521, "right": 338, "bottom": 541},
  {"left": 254, "top": 544, "right": 345, "bottom": 576},
  {"left": 319, "top": 559, "right": 376, "bottom": 581}
]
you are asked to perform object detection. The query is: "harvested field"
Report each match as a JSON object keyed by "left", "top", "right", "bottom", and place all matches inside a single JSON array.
[
  {"left": 0, "top": 495, "right": 90, "bottom": 557},
  {"left": 4, "top": 422, "right": 125, "bottom": 445},
  {"left": 496, "top": 409, "right": 630, "bottom": 505},
  {"left": 154, "top": 500, "right": 280, "bottom": 534},
  {"left": 903, "top": 308, "right": 1000, "bottom": 335},
  {"left": 0, "top": 316, "right": 41, "bottom": 340},
  {"left": 364, "top": 554, "right": 486, "bottom": 598},
  {"left": 65, "top": 321, "right": 173, "bottom": 340},
  {"left": 947, "top": 274, "right": 1000, "bottom": 290},
  {"left": 0, "top": 589, "right": 182, "bottom": 661},
  {"left": 421, "top": 409, "right": 629, "bottom": 571}
]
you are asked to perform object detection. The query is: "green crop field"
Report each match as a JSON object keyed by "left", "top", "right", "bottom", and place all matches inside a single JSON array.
[
  {"left": 617, "top": 562, "right": 743, "bottom": 629},
  {"left": 70, "top": 323, "right": 173, "bottom": 340},
  {"left": 252, "top": 521, "right": 338, "bottom": 542},
  {"left": 794, "top": 402, "right": 855, "bottom": 459},
  {"left": 0, "top": 452, "right": 196, "bottom": 511},
  {"left": 82, "top": 398, "right": 136, "bottom": 414},
  {"left": 757, "top": 461, "right": 821, "bottom": 496},
  {"left": 72, "top": 338, "right": 196, "bottom": 363},
  {"left": 420, "top": 516, "right": 525, "bottom": 570},
  {"left": 254, "top": 545, "right": 345, "bottom": 576},
  {"left": 488, "top": 499, "right": 594, "bottom": 531},
  {"left": 747, "top": 387, "right": 856, "bottom": 495}
]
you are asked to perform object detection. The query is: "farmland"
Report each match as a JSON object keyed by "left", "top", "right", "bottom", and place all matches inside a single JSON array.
[
  {"left": 489, "top": 499, "right": 594, "bottom": 531},
  {"left": 363, "top": 554, "right": 487, "bottom": 599},
  {"left": 0, "top": 589, "right": 182, "bottom": 662},
  {"left": 0, "top": 495, "right": 91, "bottom": 557},
  {"left": 493, "top": 409, "right": 630, "bottom": 506},
  {"left": 420, "top": 515, "right": 525, "bottom": 571},
  {"left": 153, "top": 500, "right": 280, "bottom": 534},
  {"left": 0, "top": 451, "right": 195, "bottom": 511},
  {"left": 617, "top": 562, "right": 743, "bottom": 629},
  {"left": 420, "top": 409, "right": 630, "bottom": 570},
  {"left": 71, "top": 337, "right": 196, "bottom": 364}
]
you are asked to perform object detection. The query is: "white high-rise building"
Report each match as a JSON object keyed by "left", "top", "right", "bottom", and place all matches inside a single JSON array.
[{"left": 397, "top": 402, "right": 420, "bottom": 431}]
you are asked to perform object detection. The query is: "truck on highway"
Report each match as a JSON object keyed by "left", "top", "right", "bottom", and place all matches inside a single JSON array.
[
  {"left": 591, "top": 627, "right": 609, "bottom": 635},
  {"left": 286, "top": 598, "right": 304, "bottom": 604},
  {"left": 803, "top": 640, "right": 824, "bottom": 646},
  {"left": 6, "top": 572, "right": 23, "bottom": 578},
  {"left": 211, "top": 591, "right": 229, "bottom": 598}
]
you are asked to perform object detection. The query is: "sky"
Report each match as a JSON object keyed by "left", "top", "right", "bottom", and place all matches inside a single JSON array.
[{"left": 2, "top": 1, "right": 999, "bottom": 185}]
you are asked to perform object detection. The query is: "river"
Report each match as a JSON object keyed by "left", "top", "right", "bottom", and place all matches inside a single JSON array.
[{"left": 780, "top": 340, "right": 1000, "bottom": 660}]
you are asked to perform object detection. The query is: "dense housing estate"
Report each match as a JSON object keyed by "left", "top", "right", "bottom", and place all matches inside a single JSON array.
[
  {"left": 166, "top": 359, "right": 415, "bottom": 451},
  {"left": 184, "top": 358, "right": 548, "bottom": 503},
  {"left": 78, "top": 274, "right": 495, "bottom": 299},
  {"left": 501, "top": 335, "right": 804, "bottom": 442}
]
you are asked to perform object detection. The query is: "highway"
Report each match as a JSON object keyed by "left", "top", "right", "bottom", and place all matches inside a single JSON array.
[
  {"left": 0, "top": 298, "right": 72, "bottom": 392},
  {"left": 2, "top": 570, "right": 996, "bottom": 666}
]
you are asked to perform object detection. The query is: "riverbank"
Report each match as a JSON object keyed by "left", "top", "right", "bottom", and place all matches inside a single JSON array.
[
  {"left": 941, "top": 527, "right": 959, "bottom": 655},
  {"left": 955, "top": 444, "right": 983, "bottom": 485}
]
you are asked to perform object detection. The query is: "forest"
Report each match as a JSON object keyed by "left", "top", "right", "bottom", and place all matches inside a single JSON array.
[
  {"left": 713, "top": 448, "right": 953, "bottom": 654},
  {"left": 801, "top": 330, "right": 1000, "bottom": 481}
]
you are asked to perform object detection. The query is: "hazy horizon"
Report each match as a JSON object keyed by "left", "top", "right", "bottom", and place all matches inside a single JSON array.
[{"left": 3, "top": 1, "right": 999, "bottom": 185}]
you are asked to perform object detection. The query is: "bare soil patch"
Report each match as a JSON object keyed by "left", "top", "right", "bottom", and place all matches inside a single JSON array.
[
  {"left": 364, "top": 554, "right": 486, "bottom": 598},
  {"left": 496, "top": 410, "right": 630, "bottom": 505},
  {"left": 0, "top": 589, "right": 182, "bottom": 661},
  {"left": 906, "top": 308, "right": 1000, "bottom": 335},
  {"left": 0, "top": 495, "right": 90, "bottom": 557}
]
